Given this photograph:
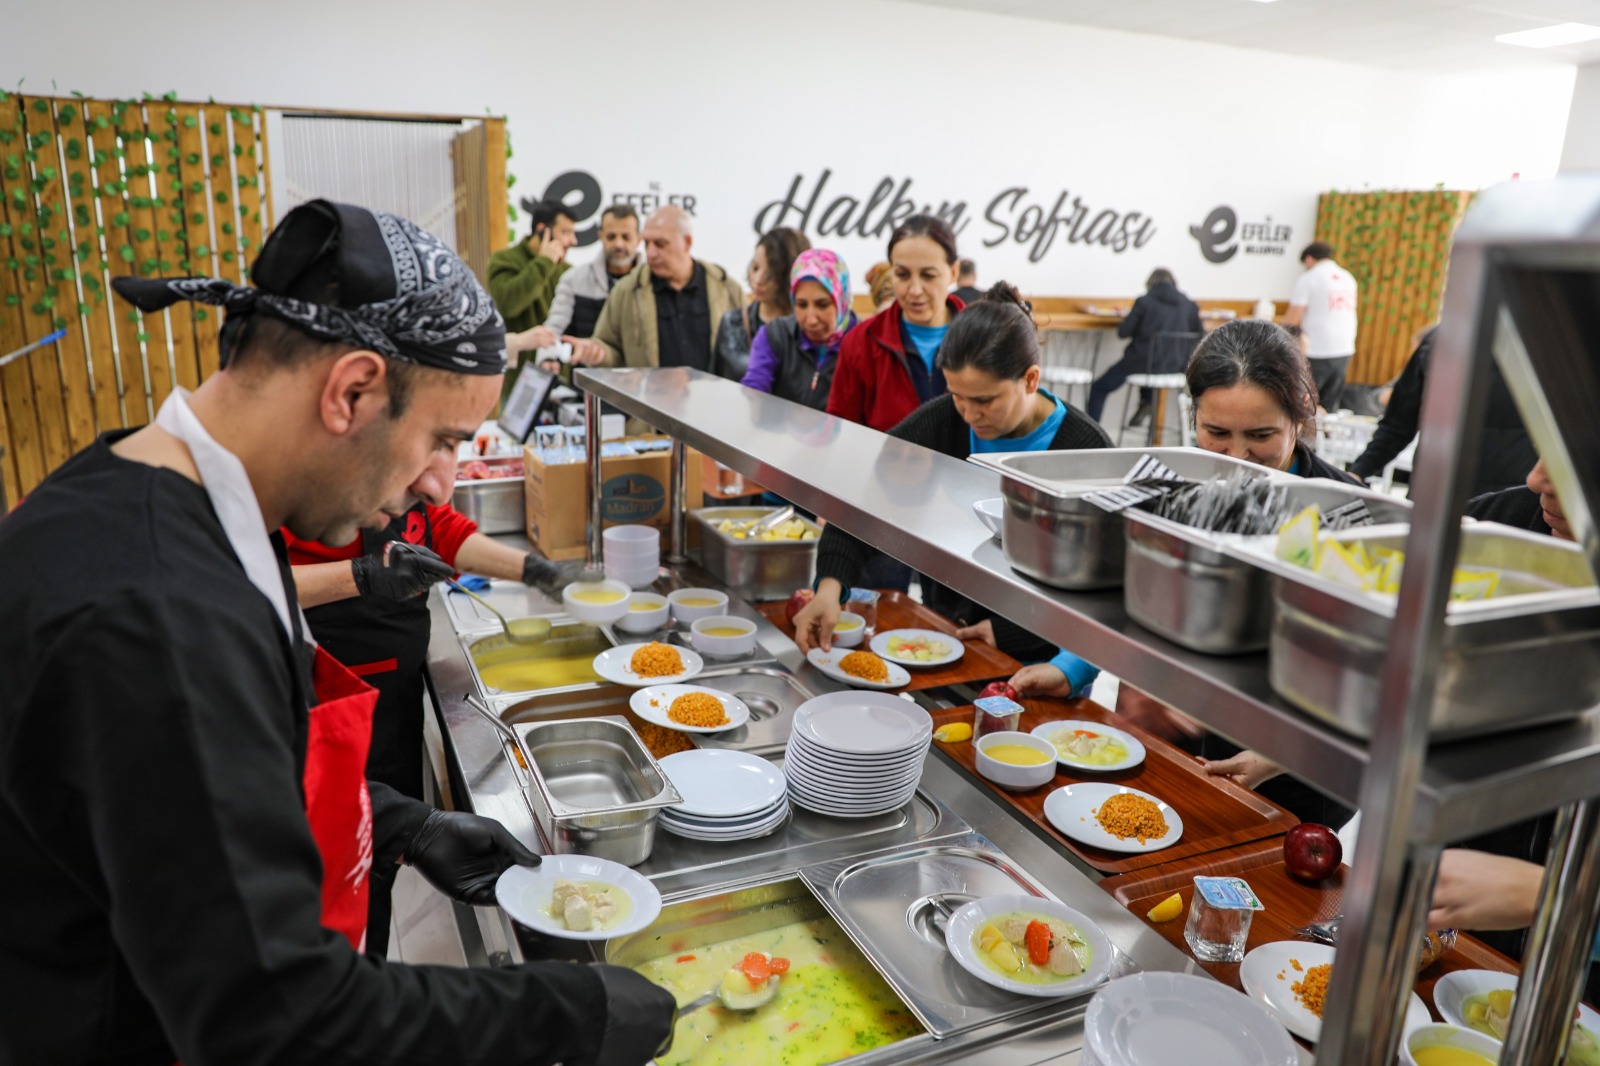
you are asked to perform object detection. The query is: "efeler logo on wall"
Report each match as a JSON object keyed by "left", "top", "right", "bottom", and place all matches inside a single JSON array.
[
  {"left": 754, "top": 169, "right": 1157, "bottom": 264},
  {"left": 534, "top": 171, "right": 701, "bottom": 247},
  {"left": 1189, "top": 206, "right": 1295, "bottom": 264}
]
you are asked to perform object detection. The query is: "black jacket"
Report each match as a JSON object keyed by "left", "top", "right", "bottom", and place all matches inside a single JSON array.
[
  {"left": 1117, "top": 282, "right": 1203, "bottom": 374},
  {"left": 0, "top": 435, "right": 631, "bottom": 1066},
  {"left": 815, "top": 392, "right": 1111, "bottom": 661},
  {"left": 1293, "top": 441, "right": 1363, "bottom": 485},
  {"left": 1348, "top": 328, "right": 1536, "bottom": 497}
]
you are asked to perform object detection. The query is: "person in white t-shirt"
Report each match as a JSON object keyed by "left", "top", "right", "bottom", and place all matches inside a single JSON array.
[{"left": 1283, "top": 241, "right": 1358, "bottom": 411}]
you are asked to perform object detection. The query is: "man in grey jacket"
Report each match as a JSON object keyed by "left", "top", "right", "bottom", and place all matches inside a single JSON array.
[{"left": 545, "top": 204, "right": 642, "bottom": 339}]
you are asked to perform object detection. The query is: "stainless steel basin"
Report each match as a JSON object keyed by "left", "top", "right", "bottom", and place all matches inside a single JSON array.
[{"left": 802, "top": 834, "right": 1125, "bottom": 1038}]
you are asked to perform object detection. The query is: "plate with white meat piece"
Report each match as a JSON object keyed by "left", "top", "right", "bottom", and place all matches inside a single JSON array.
[
  {"left": 495, "top": 854, "right": 661, "bottom": 941},
  {"left": 945, "top": 893, "right": 1113, "bottom": 998},
  {"left": 870, "top": 629, "right": 965, "bottom": 668},
  {"left": 1030, "top": 720, "right": 1146, "bottom": 772}
]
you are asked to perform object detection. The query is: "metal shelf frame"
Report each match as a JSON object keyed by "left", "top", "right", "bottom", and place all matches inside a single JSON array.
[{"left": 572, "top": 175, "right": 1600, "bottom": 1066}]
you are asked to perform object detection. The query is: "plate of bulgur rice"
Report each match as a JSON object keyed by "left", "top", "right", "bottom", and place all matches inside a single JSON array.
[
  {"left": 629, "top": 684, "right": 750, "bottom": 734},
  {"left": 805, "top": 647, "right": 911, "bottom": 690},
  {"left": 1043, "top": 783, "right": 1183, "bottom": 853},
  {"left": 1239, "top": 941, "right": 1428, "bottom": 1043},
  {"left": 593, "top": 642, "right": 704, "bottom": 687}
]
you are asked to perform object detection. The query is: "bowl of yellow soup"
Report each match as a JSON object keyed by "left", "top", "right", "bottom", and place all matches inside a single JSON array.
[
  {"left": 831, "top": 611, "right": 866, "bottom": 648},
  {"left": 562, "top": 577, "right": 632, "bottom": 625},
  {"left": 975, "top": 731, "right": 1058, "bottom": 791},
  {"left": 669, "top": 587, "right": 729, "bottom": 624},
  {"left": 1403, "top": 1024, "right": 1502, "bottom": 1066},
  {"left": 616, "top": 592, "right": 670, "bottom": 635},
  {"left": 689, "top": 616, "right": 758, "bottom": 659}
]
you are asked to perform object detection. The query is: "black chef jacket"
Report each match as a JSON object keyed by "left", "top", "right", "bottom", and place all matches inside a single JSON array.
[{"left": 0, "top": 433, "right": 609, "bottom": 1066}]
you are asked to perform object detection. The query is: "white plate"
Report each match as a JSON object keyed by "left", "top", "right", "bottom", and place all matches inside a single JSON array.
[
  {"left": 870, "top": 628, "right": 966, "bottom": 668},
  {"left": 786, "top": 775, "right": 922, "bottom": 804},
  {"left": 1042, "top": 783, "right": 1183, "bottom": 854},
  {"left": 495, "top": 854, "right": 661, "bottom": 942},
  {"left": 1030, "top": 720, "right": 1147, "bottom": 773},
  {"left": 1239, "top": 942, "right": 1430, "bottom": 1043},
  {"left": 660, "top": 804, "right": 787, "bottom": 831},
  {"left": 792, "top": 691, "right": 933, "bottom": 754},
  {"left": 657, "top": 749, "right": 786, "bottom": 817},
  {"left": 660, "top": 804, "right": 790, "bottom": 839},
  {"left": 592, "top": 643, "right": 704, "bottom": 687},
  {"left": 1434, "top": 968, "right": 1600, "bottom": 1038},
  {"left": 784, "top": 759, "right": 924, "bottom": 794},
  {"left": 787, "top": 732, "right": 928, "bottom": 768},
  {"left": 786, "top": 790, "right": 914, "bottom": 819},
  {"left": 659, "top": 796, "right": 787, "bottom": 826},
  {"left": 806, "top": 647, "right": 911, "bottom": 690},
  {"left": 973, "top": 497, "right": 1005, "bottom": 540},
  {"left": 945, "top": 893, "right": 1113, "bottom": 998},
  {"left": 1084, "top": 972, "right": 1300, "bottom": 1066},
  {"left": 629, "top": 685, "right": 750, "bottom": 734}
]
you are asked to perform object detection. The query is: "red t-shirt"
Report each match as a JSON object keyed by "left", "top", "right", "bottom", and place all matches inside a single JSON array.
[{"left": 283, "top": 503, "right": 477, "bottom": 569}]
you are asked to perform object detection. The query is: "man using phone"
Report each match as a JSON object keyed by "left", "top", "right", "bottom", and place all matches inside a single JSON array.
[{"left": 487, "top": 198, "right": 578, "bottom": 333}]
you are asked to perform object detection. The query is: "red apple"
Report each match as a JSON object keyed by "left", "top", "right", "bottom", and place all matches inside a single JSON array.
[
  {"left": 784, "top": 588, "right": 814, "bottom": 625},
  {"left": 979, "top": 681, "right": 1020, "bottom": 702},
  {"left": 1283, "top": 823, "right": 1343, "bottom": 883}
]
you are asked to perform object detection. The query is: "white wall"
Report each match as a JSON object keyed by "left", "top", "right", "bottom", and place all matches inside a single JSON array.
[
  {"left": 1, "top": 0, "right": 1576, "bottom": 300},
  {"left": 1561, "top": 62, "right": 1600, "bottom": 172}
]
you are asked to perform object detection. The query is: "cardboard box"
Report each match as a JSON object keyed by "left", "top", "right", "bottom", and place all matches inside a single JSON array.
[{"left": 523, "top": 439, "right": 703, "bottom": 561}]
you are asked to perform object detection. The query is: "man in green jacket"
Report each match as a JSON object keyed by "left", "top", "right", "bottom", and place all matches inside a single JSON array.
[
  {"left": 579, "top": 205, "right": 745, "bottom": 375},
  {"left": 487, "top": 200, "right": 576, "bottom": 332}
]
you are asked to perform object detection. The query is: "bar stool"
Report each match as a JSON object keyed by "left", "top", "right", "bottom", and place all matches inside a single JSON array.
[
  {"left": 1121, "top": 373, "right": 1188, "bottom": 446},
  {"left": 1042, "top": 365, "right": 1092, "bottom": 409}
]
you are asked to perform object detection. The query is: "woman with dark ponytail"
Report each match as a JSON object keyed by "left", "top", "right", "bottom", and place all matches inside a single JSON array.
[{"left": 794, "top": 283, "right": 1108, "bottom": 684}]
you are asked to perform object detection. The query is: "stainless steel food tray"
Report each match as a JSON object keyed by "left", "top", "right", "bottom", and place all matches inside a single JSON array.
[
  {"left": 1123, "top": 477, "right": 1412, "bottom": 654},
  {"left": 800, "top": 833, "right": 1124, "bottom": 1038},
  {"left": 451, "top": 476, "right": 525, "bottom": 535},
  {"left": 691, "top": 505, "right": 823, "bottom": 601},
  {"left": 513, "top": 715, "right": 682, "bottom": 865},
  {"left": 967, "top": 447, "right": 1275, "bottom": 590},
  {"left": 1243, "top": 524, "right": 1600, "bottom": 738}
]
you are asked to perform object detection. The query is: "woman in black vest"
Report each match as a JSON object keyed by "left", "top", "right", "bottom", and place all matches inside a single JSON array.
[{"left": 741, "top": 248, "right": 857, "bottom": 410}]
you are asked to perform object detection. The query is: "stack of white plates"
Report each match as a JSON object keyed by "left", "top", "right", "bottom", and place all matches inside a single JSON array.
[
  {"left": 657, "top": 749, "right": 790, "bottom": 841},
  {"left": 782, "top": 692, "right": 932, "bottom": 818}
]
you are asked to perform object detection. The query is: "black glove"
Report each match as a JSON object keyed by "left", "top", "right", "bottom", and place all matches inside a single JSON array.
[
  {"left": 593, "top": 965, "right": 679, "bottom": 1066},
  {"left": 352, "top": 541, "right": 454, "bottom": 601},
  {"left": 521, "top": 553, "right": 584, "bottom": 595},
  {"left": 403, "top": 810, "right": 540, "bottom": 905}
]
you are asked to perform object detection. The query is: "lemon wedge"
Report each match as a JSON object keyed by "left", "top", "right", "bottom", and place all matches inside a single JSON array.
[
  {"left": 933, "top": 722, "right": 973, "bottom": 743},
  {"left": 1146, "top": 892, "right": 1183, "bottom": 923}
]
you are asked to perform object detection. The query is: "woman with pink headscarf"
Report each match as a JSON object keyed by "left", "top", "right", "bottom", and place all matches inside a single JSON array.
[{"left": 741, "top": 249, "right": 855, "bottom": 410}]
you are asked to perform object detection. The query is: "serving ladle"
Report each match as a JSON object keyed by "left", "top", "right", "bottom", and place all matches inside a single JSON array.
[
  {"left": 444, "top": 577, "right": 551, "bottom": 644},
  {"left": 677, "top": 972, "right": 782, "bottom": 1017}
]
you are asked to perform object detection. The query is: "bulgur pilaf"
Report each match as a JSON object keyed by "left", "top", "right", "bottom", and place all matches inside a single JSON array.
[
  {"left": 1093, "top": 793, "right": 1169, "bottom": 843},
  {"left": 840, "top": 650, "right": 889, "bottom": 683},
  {"left": 632, "top": 720, "right": 694, "bottom": 759},
  {"left": 667, "top": 691, "right": 728, "bottom": 728},
  {"left": 1291, "top": 961, "right": 1331, "bottom": 1017},
  {"left": 629, "top": 642, "right": 684, "bottom": 678}
]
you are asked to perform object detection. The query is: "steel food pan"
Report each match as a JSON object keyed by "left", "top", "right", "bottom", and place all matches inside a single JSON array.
[
  {"left": 1123, "top": 477, "right": 1412, "bottom": 654},
  {"left": 967, "top": 448, "right": 1273, "bottom": 590},
  {"left": 1257, "top": 524, "right": 1600, "bottom": 738},
  {"left": 516, "top": 715, "right": 681, "bottom": 865},
  {"left": 451, "top": 476, "right": 525, "bottom": 535},
  {"left": 691, "top": 506, "right": 822, "bottom": 601}
]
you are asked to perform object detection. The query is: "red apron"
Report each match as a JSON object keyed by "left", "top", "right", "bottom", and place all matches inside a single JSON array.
[{"left": 302, "top": 645, "right": 379, "bottom": 951}]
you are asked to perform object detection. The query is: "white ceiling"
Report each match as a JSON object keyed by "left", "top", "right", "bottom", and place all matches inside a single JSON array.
[{"left": 903, "top": 0, "right": 1600, "bottom": 70}]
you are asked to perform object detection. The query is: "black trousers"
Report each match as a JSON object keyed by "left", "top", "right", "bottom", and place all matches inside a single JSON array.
[{"left": 1310, "top": 356, "right": 1352, "bottom": 412}]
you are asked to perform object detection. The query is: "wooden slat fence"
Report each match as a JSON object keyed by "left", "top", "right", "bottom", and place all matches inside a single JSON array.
[
  {"left": 0, "top": 92, "right": 272, "bottom": 501},
  {"left": 1314, "top": 189, "right": 1474, "bottom": 387}
]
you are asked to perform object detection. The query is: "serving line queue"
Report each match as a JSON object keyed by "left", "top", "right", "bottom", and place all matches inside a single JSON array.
[{"left": 0, "top": 197, "right": 1575, "bottom": 1066}]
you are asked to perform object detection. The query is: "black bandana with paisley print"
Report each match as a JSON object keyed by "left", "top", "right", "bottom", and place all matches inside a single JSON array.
[{"left": 112, "top": 199, "right": 505, "bottom": 375}]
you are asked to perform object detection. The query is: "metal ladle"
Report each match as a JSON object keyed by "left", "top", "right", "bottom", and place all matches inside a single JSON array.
[
  {"left": 444, "top": 577, "right": 551, "bottom": 644},
  {"left": 677, "top": 972, "right": 782, "bottom": 1017}
]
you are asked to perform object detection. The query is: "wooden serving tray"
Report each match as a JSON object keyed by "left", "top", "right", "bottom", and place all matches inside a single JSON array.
[
  {"left": 930, "top": 699, "right": 1298, "bottom": 874},
  {"left": 757, "top": 589, "right": 1020, "bottom": 693},
  {"left": 1098, "top": 837, "right": 1518, "bottom": 1017}
]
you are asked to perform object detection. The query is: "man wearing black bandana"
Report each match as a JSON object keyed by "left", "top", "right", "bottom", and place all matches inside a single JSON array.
[{"left": 0, "top": 201, "right": 676, "bottom": 1065}]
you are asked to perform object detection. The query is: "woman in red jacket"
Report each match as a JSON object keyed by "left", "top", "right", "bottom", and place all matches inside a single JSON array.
[{"left": 827, "top": 214, "right": 964, "bottom": 432}]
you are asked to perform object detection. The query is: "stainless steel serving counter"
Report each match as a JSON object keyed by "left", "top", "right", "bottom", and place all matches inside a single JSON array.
[{"left": 422, "top": 542, "right": 1238, "bottom": 1065}]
